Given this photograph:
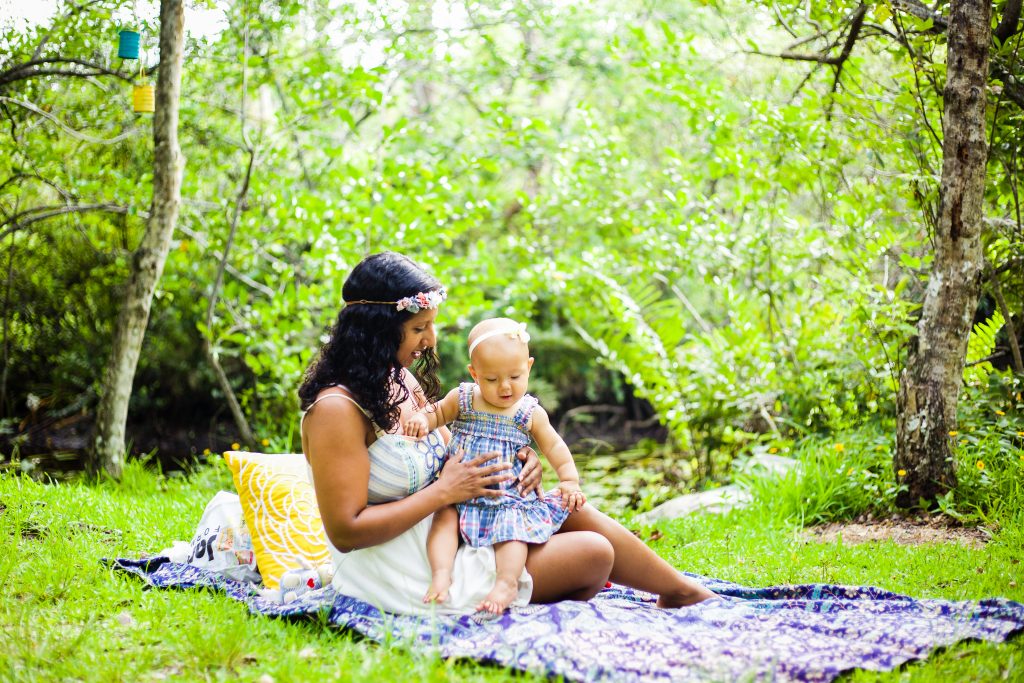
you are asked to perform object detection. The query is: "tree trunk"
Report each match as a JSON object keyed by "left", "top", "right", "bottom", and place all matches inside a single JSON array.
[
  {"left": 895, "top": 0, "right": 990, "bottom": 506},
  {"left": 90, "top": 0, "right": 185, "bottom": 479}
]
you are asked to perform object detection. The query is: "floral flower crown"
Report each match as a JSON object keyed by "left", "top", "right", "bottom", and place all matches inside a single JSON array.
[{"left": 345, "top": 287, "right": 447, "bottom": 314}]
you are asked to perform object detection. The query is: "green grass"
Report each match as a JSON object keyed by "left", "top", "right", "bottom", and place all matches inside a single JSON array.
[
  {"left": 2, "top": 439, "right": 1022, "bottom": 682},
  {"left": 632, "top": 507, "right": 1023, "bottom": 682},
  {"left": 0, "top": 462, "right": 509, "bottom": 682}
]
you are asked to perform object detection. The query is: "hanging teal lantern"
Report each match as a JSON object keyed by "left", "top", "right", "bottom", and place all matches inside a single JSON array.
[{"left": 118, "top": 30, "right": 140, "bottom": 59}]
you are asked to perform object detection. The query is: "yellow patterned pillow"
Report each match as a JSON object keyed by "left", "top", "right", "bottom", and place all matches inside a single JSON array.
[{"left": 223, "top": 451, "right": 330, "bottom": 590}]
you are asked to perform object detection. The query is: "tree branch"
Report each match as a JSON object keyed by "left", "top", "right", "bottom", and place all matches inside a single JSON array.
[
  {"left": 749, "top": 4, "right": 866, "bottom": 69},
  {"left": 987, "top": 264, "right": 1024, "bottom": 373},
  {"left": 0, "top": 229, "right": 14, "bottom": 415},
  {"left": 991, "top": 61, "right": 1024, "bottom": 109},
  {"left": 771, "top": 1, "right": 800, "bottom": 38},
  {"left": 753, "top": 48, "right": 843, "bottom": 65},
  {"left": 783, "top": 27, "right": 832, "bottom": 51},
  {"left": 173, "top": 220, "right": 275, "bottom": 298},
  {"left": 652, "top": 272, "right": 713, "bottom": 335},
  {"left": 889, "top": 9, "right": 944, "bottom": 146},
  {"left": 888, "top": 2, "right": 1023, "bottom": 112},
  {"left": 0, "top": 96, "right": 141, "bottom": 144},
  {"left": 269, "top": 72, "right": 314, "bottom": 189},
  {"left": 831, "top": 4, "right": 868, "bottom": 93},
  {"left": 995, "top": 0, "right": 1023, "bottom": 44},
  {"left": 0, "top": 203, "right": 139, "bottom": 241},
  {"left": 0, "top": 173, "right": 75, "bottom": 201},
  {"left": 204, "top": 17, "right": 258, "bottom": 448},
  {"left": 991, "top": 254, "right": 1024, "bottom": 276},
  {"left": 861, "top": 22, "right": 902, "bottom": 42},
  {"left": 0, "top": 58, "right": 134, "bottom": 88},
  {"left": 204, "top": 148, "right": 258, "bottom": 448},
  {"left": 965, "top": 351, "right": 1007, "bottom": 367},
  {"left": 892, "top": 0, "right": 948, "bottom": 32}
]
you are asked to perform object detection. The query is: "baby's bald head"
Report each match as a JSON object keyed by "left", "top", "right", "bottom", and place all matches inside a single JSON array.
[
  {"left": 467, "top": 318, "right": 531, "bottom": 362},
  {"left": 465, "top": 318, "right": 534, "bottom": 408}
]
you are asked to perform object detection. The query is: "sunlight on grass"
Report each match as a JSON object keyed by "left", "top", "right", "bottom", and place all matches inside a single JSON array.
[
  {"left": 2, "top": 428, "right": 1022, "bottom": 681},
  {"left": 0, "top": 464, "right": 526, "bottom": 681}
]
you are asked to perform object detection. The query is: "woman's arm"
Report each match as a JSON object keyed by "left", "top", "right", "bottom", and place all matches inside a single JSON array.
[{"left": 305, "top": 398, "right": 511, "bottom": 551}]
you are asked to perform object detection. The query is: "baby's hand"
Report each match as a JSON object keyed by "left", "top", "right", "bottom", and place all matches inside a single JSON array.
[
  {"left": 403, "top": 413, "right": 430, "bottom": 438},
  {"left": 555, "top": 481, "right": 586, "bottom": 512}
]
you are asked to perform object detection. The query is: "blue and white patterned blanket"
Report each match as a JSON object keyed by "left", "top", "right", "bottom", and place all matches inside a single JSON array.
[{"left": 109, "top": 557, "right": 1023, "bottom": 682}]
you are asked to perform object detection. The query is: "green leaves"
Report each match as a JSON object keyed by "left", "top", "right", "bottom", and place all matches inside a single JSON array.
[
  {"left": 964, "top": 310, "right": 1005, "bottom": 386},
  {"left": 6, "top": 0, "right": 1019, "bottom": 469}
]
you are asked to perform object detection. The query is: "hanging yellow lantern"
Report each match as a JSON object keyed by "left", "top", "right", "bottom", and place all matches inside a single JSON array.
[{"left": 133, "top": 84, "right": 155, "bottom": 113}]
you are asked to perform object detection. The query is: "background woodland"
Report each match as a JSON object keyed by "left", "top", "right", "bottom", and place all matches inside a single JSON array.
[{"left": 1, "top": 0, "right": 1022, "bottom": 512}]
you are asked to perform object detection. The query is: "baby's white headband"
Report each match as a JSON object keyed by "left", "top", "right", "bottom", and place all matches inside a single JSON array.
[{"left": 468, "top": 322, "right": 531, "bottom": 357}]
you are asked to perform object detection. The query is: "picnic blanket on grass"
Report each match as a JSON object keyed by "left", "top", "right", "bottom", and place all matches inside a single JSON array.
[{"left": 109, "top": 557, "right": 1024, "bottom": 682}]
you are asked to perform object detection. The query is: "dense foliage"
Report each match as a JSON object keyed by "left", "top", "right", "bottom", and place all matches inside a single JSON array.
[{"left": 1, "top": 1, "right": 1021, "bottom": 489}]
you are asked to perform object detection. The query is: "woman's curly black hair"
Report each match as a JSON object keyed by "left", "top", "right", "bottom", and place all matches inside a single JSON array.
[{"left": 298, "top": 252, "right": 443, "bottom": 432}]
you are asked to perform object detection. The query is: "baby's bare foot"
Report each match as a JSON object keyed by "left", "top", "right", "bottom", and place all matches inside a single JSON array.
[
  {"left": 476, "top": 575, "right": 518, "bottom": 615},
  {"left": 423, "top": 569, "right": 452, "bottom": 604}
]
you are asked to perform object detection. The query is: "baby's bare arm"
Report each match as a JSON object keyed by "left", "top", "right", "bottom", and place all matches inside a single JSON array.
[
  {"left": 530, "top": 407, "right": 586, "bottom": 511},
  {"left": 404, "top": 387, "right": 461, "bottom": 437},
  {"left": 428, "top": 388, "right": 461, "bottom": 430}
]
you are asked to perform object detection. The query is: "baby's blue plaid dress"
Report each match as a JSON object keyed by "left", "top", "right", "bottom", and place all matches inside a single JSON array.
[{"left": 451, "top": 383, "right": 569, "bottom": 547}]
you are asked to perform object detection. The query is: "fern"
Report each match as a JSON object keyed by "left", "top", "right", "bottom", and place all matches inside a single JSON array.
[
  {"left": 565, "top": 266, "right": 695, "bottom": 447},
  {"left": 963, "top": 309, "right": 1004, "bottom": 385}
]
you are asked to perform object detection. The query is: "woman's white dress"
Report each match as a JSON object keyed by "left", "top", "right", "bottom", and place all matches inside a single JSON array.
[{"left": 304, "top": 393, "right": 532, "bottom": 616}]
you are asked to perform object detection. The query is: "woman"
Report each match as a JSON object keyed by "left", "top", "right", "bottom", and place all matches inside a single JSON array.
[{"left": 300, "top": 252, "right": 713, "bottom": 614}]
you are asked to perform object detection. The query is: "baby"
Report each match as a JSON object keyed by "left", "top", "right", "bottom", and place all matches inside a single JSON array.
[{"left": 403, "top": 317, "right": 586, "bottom": 613}]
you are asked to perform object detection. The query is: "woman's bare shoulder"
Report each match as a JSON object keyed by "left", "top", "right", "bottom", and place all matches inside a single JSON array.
[
  {"left": 303, "top": 390, "right": 372, "bottom": 466},
  {"left": 304, "top": 389, "right": 367, "bottom": 430}
]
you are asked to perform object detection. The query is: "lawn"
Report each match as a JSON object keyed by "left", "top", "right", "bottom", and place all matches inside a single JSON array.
[{"left": 1, "top": 449, "right": 1021, "bottom": 682}]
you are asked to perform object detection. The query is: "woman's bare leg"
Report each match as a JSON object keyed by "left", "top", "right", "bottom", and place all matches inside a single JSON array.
[
  {"left": 560, "top": 504, "right": 714, "bottom": 606},
  {"left": 424, "top": 506, "right": 459, "bottom": 603},
  {"left": 525, "top": 531, "right": 614, "bottom": 603},
  {"left": 477, "top": 541, "right": 528, "bottom": 614}
]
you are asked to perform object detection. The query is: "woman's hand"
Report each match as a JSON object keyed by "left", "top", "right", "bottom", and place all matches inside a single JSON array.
[
  {"left": 515, "top": 446, "right": 544, "bottom": 496},
  {"left": 435, "top": 450, "right": 513, "bottom": 505}
]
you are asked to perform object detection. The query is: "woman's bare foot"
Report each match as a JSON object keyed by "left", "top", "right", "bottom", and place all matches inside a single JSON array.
[
  {"left": 656, "top": 581, "right": 715, "bottom": 608},
  {"left": 476, "top": 575, "right": 518, "bottom": 614},
  {"left": 423, "top": 568, "right": 452, "bottom": 604}
]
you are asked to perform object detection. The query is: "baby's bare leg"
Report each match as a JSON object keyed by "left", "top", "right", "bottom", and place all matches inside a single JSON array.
[
  {"left": 424, "top": 506, "right": 459, "bottom": 603},
  {"left": 477, "top": 540, "right": 527, "bottom": 614}
]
